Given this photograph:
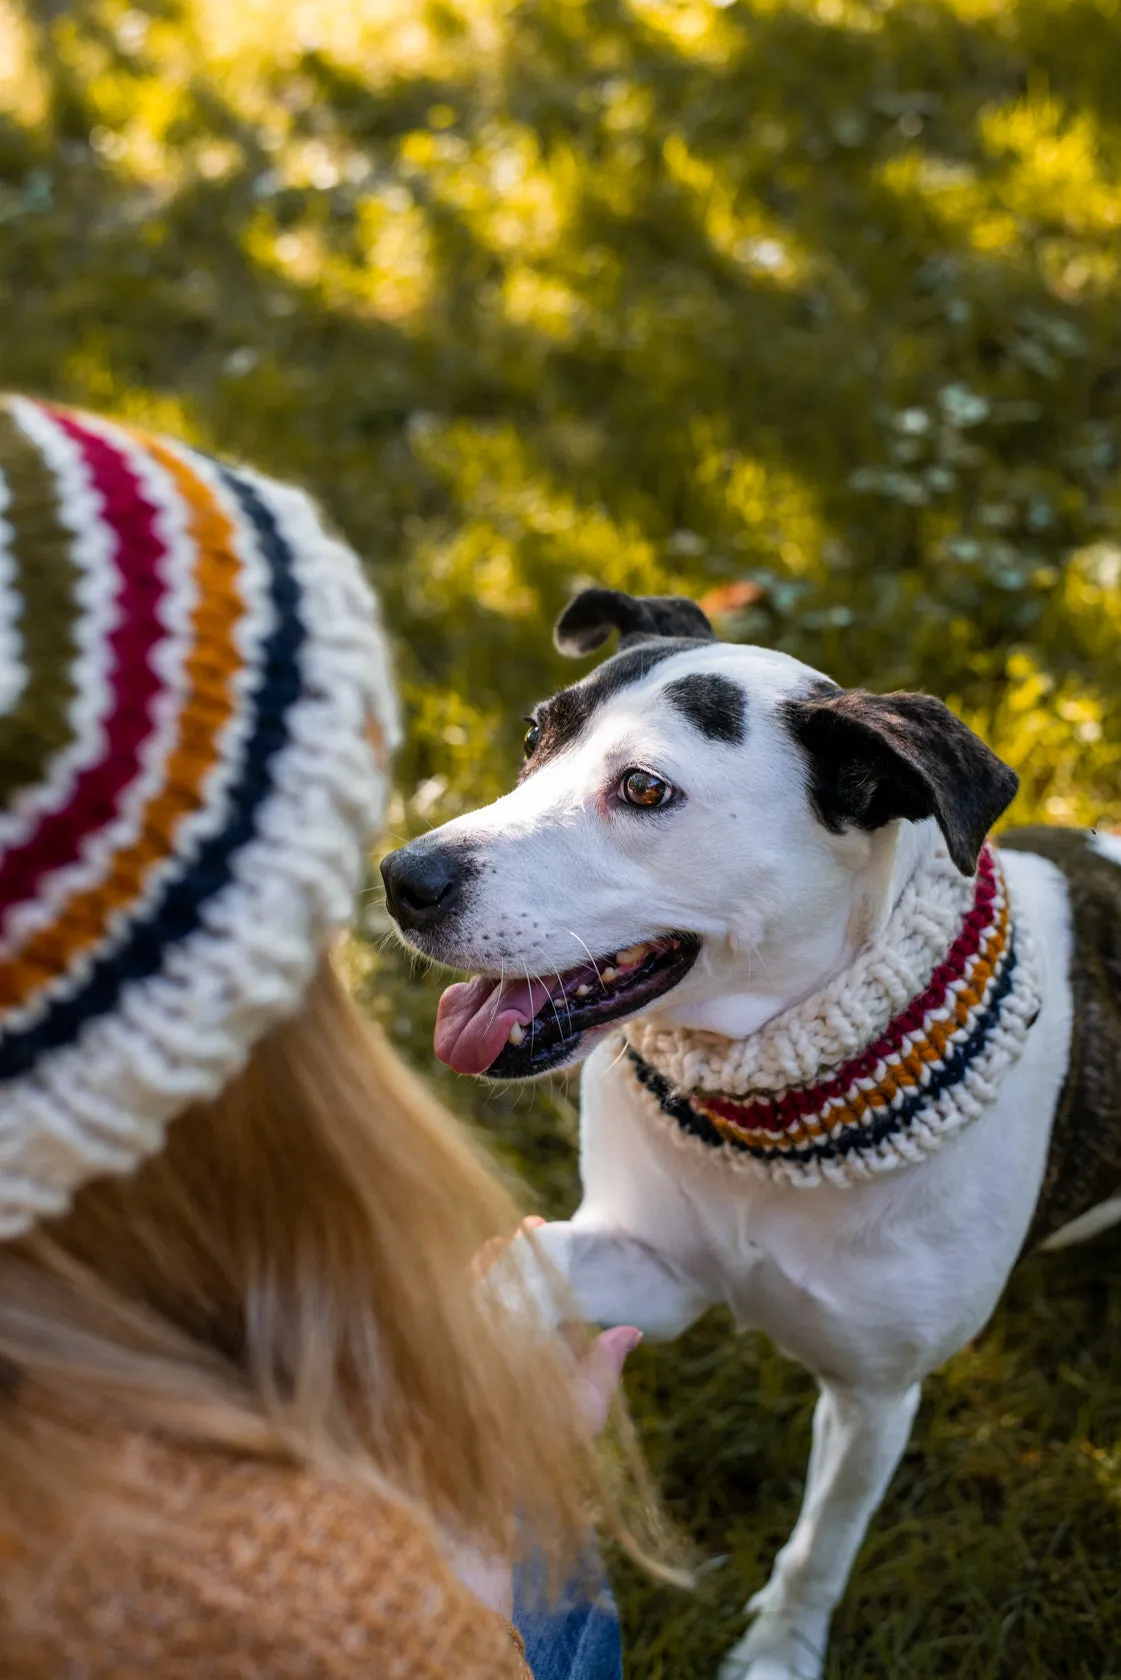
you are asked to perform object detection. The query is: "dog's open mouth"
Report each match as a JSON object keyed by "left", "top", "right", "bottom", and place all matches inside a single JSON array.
[{"left": 434, "top": 933, "right": 701, "bottom": 1079}]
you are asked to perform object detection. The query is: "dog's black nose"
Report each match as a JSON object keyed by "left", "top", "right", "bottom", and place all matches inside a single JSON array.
[{"left": 381, "top": 843, "right": 464, "bottom": 932}]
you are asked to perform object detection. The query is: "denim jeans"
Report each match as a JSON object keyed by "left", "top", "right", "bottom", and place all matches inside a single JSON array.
[{"left": 513, "top": 1555, "right": 623, "bottom": 1680}]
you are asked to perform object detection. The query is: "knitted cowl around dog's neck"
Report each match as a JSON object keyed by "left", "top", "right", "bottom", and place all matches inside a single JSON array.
[{"left": 623, "top": 841, "right": 1040, "bottom": 1190}]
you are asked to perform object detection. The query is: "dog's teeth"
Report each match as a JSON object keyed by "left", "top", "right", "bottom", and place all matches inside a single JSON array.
[
  {"left": 508, "top": 1022, "right": 525, "bottom": 1046},
  {"left": 575, "top": 983, "right": 591, "bottom": 998},
  {"left": 601, "top": 966, "right": 618, "bottom": 985},
  {"left": 616, "top": 942, "right": 650, "bottom": 966}
]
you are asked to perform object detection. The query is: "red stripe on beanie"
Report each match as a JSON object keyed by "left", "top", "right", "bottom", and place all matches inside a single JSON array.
[{"left": 0, "top": 411, "right": 167, "bottom": 916}]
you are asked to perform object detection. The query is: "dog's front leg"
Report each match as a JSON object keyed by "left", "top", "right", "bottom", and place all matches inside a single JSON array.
[
  {"left": 720, "top": 1380, "right": 921, "bottom": 1680},
  {"left": 491, "top": 1218, "right": 711, "bottom": 1342}
]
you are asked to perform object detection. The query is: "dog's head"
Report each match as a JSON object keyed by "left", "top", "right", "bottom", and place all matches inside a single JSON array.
[{"left": 382, "top": 588, "right": 1018, "bottom": 1080}]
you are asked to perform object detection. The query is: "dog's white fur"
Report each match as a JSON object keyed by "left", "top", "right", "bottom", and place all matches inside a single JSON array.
[{"left": 403, "top": 641, "right": 1118, "bottom": 1679}]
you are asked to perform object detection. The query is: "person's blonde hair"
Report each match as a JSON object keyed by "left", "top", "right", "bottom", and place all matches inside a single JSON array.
[{"left": 0, "top": 956, "right": 677, "bottom": 1589}]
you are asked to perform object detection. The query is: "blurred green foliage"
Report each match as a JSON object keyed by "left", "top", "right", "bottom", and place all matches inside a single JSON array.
[{"left": 2, "top": 0, "right": 1120, "bottom": 1672}]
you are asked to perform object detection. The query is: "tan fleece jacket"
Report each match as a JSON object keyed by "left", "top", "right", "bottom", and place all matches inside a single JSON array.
[{"left": 0, "top": 1437, "right": 531, "bottom": 1679}]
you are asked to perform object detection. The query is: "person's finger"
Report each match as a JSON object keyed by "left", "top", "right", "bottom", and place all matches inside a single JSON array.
[
  {"left": 471, "top": 1214, "right": 548, "bottom": 1279},
  {"left": 471, "top": 1236, "right": 504, "bottom": 1280},
  {"left": 574, "top": 1326, "right": 643, "bottom": 1436}
]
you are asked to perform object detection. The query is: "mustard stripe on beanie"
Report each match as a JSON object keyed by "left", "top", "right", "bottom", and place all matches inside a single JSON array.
[{"left": 0, "top": 395, "right": 398, "bottom": 1237}]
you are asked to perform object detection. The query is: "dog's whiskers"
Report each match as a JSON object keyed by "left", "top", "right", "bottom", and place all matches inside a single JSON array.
[
  {"left": 521, "top": 963, "right": 541, "bottom": 1040},
  {"left": 525, "top": 962, "right": 569, "bottom": 1042},
  {"left": 603, "top": 1037, "right": 631, "bottom": 1078},
  {"left": 529, "top": 943, "right": 576, "bottom": 1031},
  {"left": 566, "top": 930, "right": 603, "bottom": 988},
  {"left": 484, "top": 962, "right": 507, "bottom": 1032}
]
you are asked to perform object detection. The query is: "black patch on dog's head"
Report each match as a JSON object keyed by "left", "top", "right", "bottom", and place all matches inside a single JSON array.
[
  {"left": 783, "top": 688, "right": 1018, "bottom": 875},
  {"left": 521, "top": 588, "right": 719, "bottom": 776},
  {"left": 523, "top": 641, "right": 706, "bottom": 774},
  {"left": 663, "top": 673, "right": 746, "bottom": 744},
  {"left": 554, "top": 588, "right": 715, "bottom": 656}
]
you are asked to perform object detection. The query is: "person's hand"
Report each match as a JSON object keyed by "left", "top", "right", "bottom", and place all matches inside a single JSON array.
[
  {"left": 473, "top": 1215, "right": 642, "bottom": 1433},
  {"left": 447, "top": 1218, "right": 643, "bottom": 1618}
]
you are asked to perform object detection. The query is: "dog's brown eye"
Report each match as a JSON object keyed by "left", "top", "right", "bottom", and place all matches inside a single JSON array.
[
  {"left": 620, "top": 769, "right": 673, "bottom": 808},
  {"left": 523, "top": 720, "right": 541, "bottom": 757}
]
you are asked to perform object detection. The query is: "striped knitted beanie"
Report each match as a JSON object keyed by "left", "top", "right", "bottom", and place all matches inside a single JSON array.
[{"left": 0, "top": 395, "right": 399, "bottom": 1237}]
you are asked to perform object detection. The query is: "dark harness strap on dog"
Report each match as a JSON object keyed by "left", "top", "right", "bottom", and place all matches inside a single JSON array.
[{"left": 1001, "top": 827, "right": 1121, "bottom": 1254}]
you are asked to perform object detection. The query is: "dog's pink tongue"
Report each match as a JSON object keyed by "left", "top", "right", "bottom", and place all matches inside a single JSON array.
[{"left": 434, "top": 975, "right": 553, "bottom": 1075}]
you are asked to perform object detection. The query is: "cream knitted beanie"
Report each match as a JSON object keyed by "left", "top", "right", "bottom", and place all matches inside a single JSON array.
[{"left": 0, "top": 395, "right": 398, "bottom": 1236}]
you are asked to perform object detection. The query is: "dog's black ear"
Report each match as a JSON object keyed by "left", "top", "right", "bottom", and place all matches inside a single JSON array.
[
  {"left": 554, "top": 588, "right": 715, "bottom": 657},
  {"left": 783, "top": 688, "right": 1018, "bottom": 876}
]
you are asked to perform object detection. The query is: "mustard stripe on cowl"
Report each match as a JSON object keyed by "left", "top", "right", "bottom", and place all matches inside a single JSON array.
[
  {"left": 625, "top": 842, "right": 1041, "bottom": 1189},
  {"left": 0, "top": 395, "right": 399, "bottom": 1238}
]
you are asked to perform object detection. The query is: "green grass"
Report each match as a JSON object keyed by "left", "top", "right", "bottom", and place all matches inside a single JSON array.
[{"left": 2, "top": 0, "right": 1121, "bottom": 1672}]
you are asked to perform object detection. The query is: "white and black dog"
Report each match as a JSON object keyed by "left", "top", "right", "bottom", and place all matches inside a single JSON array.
[{"left": 381, "top": 588, "right": 1121, "bottom": 1680}]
